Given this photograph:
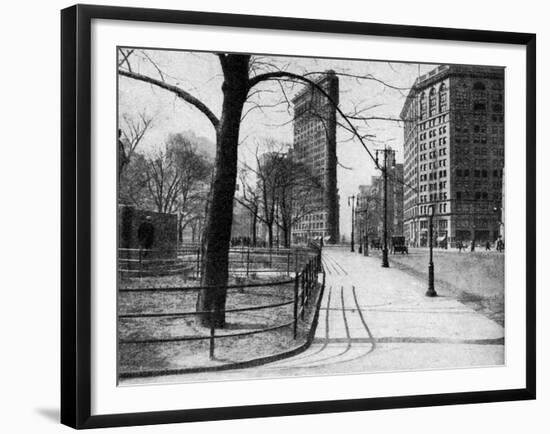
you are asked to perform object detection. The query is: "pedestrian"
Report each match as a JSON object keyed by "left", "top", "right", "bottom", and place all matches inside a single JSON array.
[
  {"left": 470, "top": 239, "right": 475, "bottom": 252},
  {"left": 485, "top": 240, "right": 491, "bottom": 251},
  {"left": 137, "top": 216, "right": 155, "bottom": 257},
  {"left": 457, "top": 241, "right": 463, "bottom": 252}
]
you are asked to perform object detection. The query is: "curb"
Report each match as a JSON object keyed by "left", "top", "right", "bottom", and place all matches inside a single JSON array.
[{"left": 120, "top": 270, "right": 327, "bottom": 379}]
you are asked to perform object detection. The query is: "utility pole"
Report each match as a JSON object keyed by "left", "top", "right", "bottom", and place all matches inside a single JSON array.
[
  {"left": 355, "top": 196, "right": 362, "bottom": 254},
  {"left": 348, "top": 195, "right": 355, "bottom": 252},
  {"left": 363, "top": 202, "right": 369, "bottom": 257},
  {"left": 376, "top": 146, "right": 395, "bottom": 268},
  {"left": 356, "top": 197, "right": 369, "bottom": 256}
]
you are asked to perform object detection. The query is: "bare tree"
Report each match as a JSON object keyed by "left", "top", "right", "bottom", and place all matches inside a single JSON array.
[
  {"left": 240, "top": 145, "right": 324, "bottom": 248},
  {"left": 166, "top": 134, "right": 213, "bottom": 242},
  {"left": 118, "top": 111, "right": 153, "bottom": 179},
  {"left": 144, "top": 147, "right": 182, "bottom": 215},
  {"left": 252, "top": 142, "right": 288, "bottom": 248},
  {"left": 119, "top": 151, "right": 151, "bottom": 207},
  {"left": 276, "top": 159, "right": 324, "bottom": 248},
  {"left": 118, "top": 48, "right": 413, "bottom": 328},
  {"left": 238, "top": 167, "right": 261, "bottom": 246}
]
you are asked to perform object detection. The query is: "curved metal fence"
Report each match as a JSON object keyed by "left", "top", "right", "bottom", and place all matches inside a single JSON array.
[
  {"left": 118, "top": 244, "right": 317, "bottom": 279},
  {"left": 118, "top": 247, "right": 324, "bottom": 377}
]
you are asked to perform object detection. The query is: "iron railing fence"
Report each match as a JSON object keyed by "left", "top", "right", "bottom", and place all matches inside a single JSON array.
[
  {"left": 118, "top": 244, "right": 318, "bottom": 279},
  {"left": 118, "top": 248, "right": 325, "bottom": 375}
]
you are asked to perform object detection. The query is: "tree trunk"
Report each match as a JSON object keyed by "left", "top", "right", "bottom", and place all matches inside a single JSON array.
[
  {"left": 283, "top": 221, "right": 290, "bottom": 248},
  {"left": 251, "top": 212, "right": 257, "bottom": 246},
  {"left": 196, "top": 55, "right": 250, "bottom": 328},
  {"left": 267, "top": 223, "right": 273, "bottom": 249}
]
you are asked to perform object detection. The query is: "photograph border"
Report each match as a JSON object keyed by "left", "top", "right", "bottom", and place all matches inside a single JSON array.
[{"left": 61, "top": 4, "right": 536, "bottom": 429}]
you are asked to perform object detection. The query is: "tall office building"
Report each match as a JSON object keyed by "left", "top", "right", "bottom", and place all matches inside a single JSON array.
[
  {"left": 291, "top": 71, "right": 340, "bottom": 244},
  {"left": 400, "top": 65, "right": 504, "bottom": 246}
]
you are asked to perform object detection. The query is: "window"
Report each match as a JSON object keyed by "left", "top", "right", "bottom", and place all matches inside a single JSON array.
[
  {"left": 439, "top": 83, "right": 448, "bottom": 111},
  {"left": 456, "top": 191, "right": 462, "bottom": 200},
  {"left": 473, "top": 81, "right": 486, "bottom": 91},
  {"left": 429, "top": 87, "right": 437, "bottom": 117},
  {"left": 455, "top": 82, "right": 468, "bottom": 110},
  {"left": 419, "top": 92, "right": 427, "bottom": 119},
  {"left": 474, "top": 102, "right": 486, "bottom": 111}
]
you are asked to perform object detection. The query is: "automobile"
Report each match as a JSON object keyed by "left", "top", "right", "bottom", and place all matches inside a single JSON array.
[{"left": 391, "top": 236, "right": 409, "bottom": 254}]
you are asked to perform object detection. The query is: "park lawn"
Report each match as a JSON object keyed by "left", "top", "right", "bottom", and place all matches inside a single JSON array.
[
  {"left": 118, "top": 274, "right": 322, "bottom": 375},
  {"left": 386, "top": 249, "right": 505, "bottom": 326}
]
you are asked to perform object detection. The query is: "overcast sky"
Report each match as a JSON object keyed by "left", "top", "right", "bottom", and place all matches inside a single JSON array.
[{"left": 119, "top": 49, "right": 438, "bottom": 238}]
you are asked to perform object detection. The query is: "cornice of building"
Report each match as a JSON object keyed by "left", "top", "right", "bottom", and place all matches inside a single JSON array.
[
  {"left": 399, "top": 64, "right": 504, "bottom": 120},
  {"left": 291, "top": 70, "right": 337, "bottom": 104}
]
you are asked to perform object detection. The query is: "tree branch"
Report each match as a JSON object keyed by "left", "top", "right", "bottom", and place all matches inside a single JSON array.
[{"left": 118, "top": 69, "right": 220, "bottom": 129}]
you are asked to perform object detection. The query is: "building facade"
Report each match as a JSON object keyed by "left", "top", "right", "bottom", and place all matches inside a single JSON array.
[
  {"left": 291, "top": 71, "right": 340, "bottom": 244},
  {"left": 355, "top": 161, "right": 404, "bottom": 247},
  {"left": 400, "top": 65, "right": 505, "bottom": 247}
]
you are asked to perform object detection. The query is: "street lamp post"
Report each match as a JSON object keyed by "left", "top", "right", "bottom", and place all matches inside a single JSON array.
[
  {"left": 426, "top": 205, "right": 437, "bottom": 297},
  {"left": 357, "top": 199, "right": 362, "bottom": 254},
  {"left": 363, "top": 199, "right": 369, "bottom": 256},
  {"left": 471, "top": 222, "right": 476, "bottom": 252},
  {"left": 348, "top": 195, "right": 355, "bottom": 252},
  {"left": 358, "top": 227, "right": 363, "bottom": 254}
]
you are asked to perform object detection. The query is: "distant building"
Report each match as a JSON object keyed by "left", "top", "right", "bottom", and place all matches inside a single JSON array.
[
  {"left": 231, "top": 199, "right": 253, "bottom": 241},
  {"left": 356, "top": 159, "right": 404, "bottom": 246},
  {"left": 400, "top": 65, "right": 504, "bottom": 247},
  {"left": 393, "top": 163, "right": 404, "bottom": 237},
  {"left": 355, "top": 185, "right": 372, "bottom": 245},
  {"left": 291, "top": 71, "right": 340, "bottom": 244}
]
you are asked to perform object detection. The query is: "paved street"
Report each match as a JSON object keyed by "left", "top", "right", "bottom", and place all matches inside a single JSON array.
[{"left": 124, "top": 245, "right": 504, "bottom": 385}]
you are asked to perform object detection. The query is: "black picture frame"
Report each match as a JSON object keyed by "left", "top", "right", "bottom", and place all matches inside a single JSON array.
[{"left": 61, "top": 4, "right": 536, "bottom": 429}]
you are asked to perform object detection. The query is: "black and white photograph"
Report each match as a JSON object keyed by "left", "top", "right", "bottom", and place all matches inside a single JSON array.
[
  {"left": 2, "top": 0, "right": 544, "bottom": 431},
  {"left": 116, "top": 49, "right": 506, "bottom": 384}
]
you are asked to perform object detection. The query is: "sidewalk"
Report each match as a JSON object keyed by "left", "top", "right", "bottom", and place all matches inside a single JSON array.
[
  {"left": 259, "top": 246, "right": 503, "bottom": 375},
  {"left": 123, "top": 246, "right": 504, "bottom": 384}
]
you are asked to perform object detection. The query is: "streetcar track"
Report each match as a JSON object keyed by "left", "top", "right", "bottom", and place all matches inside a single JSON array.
[
  {"left": 323, "top": 256, "right": 340, "bottom": 275},
  {"left": 266, "top": 285, "right": 334, "bottom": 368},
  {"left": 321, "top": 258, "right": 331, "bottom": 275},
  {"left": 332, "top": 257, "right": 348, "bottom": 275},
  {"left": 321, "top": 257, "right": 336, "bottom": 275},
  {"left": 325, "top": 254, "right": 348, "bottom": 275},
  {"left": 285, "top": 286, "right": 353, "bottom": 369},
  {"left": 322, "top": 254, "right": 336, "bottom": 273}
]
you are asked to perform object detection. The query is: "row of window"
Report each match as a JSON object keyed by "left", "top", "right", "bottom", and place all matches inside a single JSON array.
[
  {"left": 456, "top": 191, "right": 490, "bottom": 200},
  {"left": 417, "top": 203, "right": 448, "bottom": 215},
  {"left": 420, "top": 192, "right": 448, "bottom": 202},
  {"left": 419, "top": 125, "right": 448, "bottom": 141},
  {"left": 418, "top": 170, "right": 448, "bottom": 182},
  {"left": 419, "top": 137, "right": 448, "bottom": 151},
  {"left": 419, "top": 114, "right": 448, "bottom": 130},
  {"left": 456, "top": 168, "right": 503, "bottom": 178},
  {"left": 419, "top": 83, "right": 448, "bottom": 119},
  {"left": 419, "top": 160, "right": 447, "bottom": 172}
]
